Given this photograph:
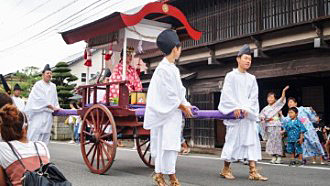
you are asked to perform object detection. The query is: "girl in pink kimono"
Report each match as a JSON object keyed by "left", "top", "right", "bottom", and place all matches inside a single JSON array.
[
  {"left": 102, "top": 47, "right": 143, "bottom": 102},
  {"left": 259, "top": 86, "right": 289, "bottom": 164}
]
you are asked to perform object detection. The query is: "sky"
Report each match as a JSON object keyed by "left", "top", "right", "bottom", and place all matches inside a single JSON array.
[{"left": 0, "top": 0, "right": 156, "bottom": 75}]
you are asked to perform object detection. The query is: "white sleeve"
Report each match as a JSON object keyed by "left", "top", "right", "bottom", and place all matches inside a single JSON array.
[
  {"left": 144, "top": 68, "right": 182, "bottom": 129},
  {"left": 245, "top": 77, "right": 259, "bottom": 120},
  {"left": 218, "top": 73, "right": 240, "bottom": 114},
  {"left": 262, "top": 98, "right": 285, "bottom": 119},
  {"left": 149, "top": 68, "right": 182, "bottom": 115},
  {"left": 25, "top": 82, "right": 50, "bottom": 113},
  {"left": 248, "top": 77, "right": 259, "bottom": 113},
  {"left": 0, "top": 143, "right": 5, "bottom": 166},
  {"left": 182, "top": 98, "right": 191, "bottom": 106},
  {"left": 53, "top": 84, "right": 60, "bottom": 109}
]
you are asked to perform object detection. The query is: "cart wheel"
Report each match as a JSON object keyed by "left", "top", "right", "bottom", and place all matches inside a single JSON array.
[
  {"left": 135, "top": 129, "right": 154, "bottom": 168},
  {"left": 80, "top": 104, "right": 117, "bottom": 174}
]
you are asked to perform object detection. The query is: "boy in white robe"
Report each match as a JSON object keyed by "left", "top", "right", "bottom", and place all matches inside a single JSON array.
[
  {"left": 144, "top": 30, "right": 192, "bottom": 186},
  {"left": 25, "top": 64, "right": 60, "bottom": 145},
  {"left": 11, "top": 84, "right": 25, "bottom": 111},
  {"left": 218, "top": 44, "right": 268, "bottom": 181}
]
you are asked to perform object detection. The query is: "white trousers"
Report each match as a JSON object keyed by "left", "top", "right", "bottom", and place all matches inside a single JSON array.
[
  {"left": 152, "top": 125, "right": 179, "bottom": 175},
  {"left": 28, "top": 130, "right": 51, "bottom": 145},
  {"left": 221, "top": 121, "right": 261, "bottom": 162},
  {"left": 155, "top": 150, "right": 178, "bottom": 175}
]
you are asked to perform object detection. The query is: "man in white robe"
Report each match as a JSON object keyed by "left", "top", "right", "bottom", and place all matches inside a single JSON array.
[
  {"left": 218, "top": 44, "right": 268, "bottom": 181},
  {"left": 25, "top": 64, "right": 60, "bottom": 145},
  {"left": 11, "top": 84, "right": 25, "bottom": 111},
  {"left": 144, "top": 30, "right": 192, "bottom": 186}
]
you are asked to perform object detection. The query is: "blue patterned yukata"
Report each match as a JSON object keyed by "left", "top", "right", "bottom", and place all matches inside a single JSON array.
[
  {"left": 283, "top": 119, "right": 307, "bottom": 154},
  {"left": 283, "top": 107, "right": 325, "bottom": 158}
]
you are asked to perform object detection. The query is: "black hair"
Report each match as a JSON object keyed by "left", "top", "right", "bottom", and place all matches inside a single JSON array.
[
  {"left": 288, "top": 107, "right": 299, "bottom": 114},
  {"left": 237, "top": 53, "right": 252, "bottom": 58},
  {"left": 163, "top": 43, "right": 182, "bottom": 56},
  {"left": 70, "top": 101, "right": 79, "bottom": 109},
  {"left": 288, "top": 97, "right": 297, "bottom": 103},
  {"left": 267, "top": 92, "right": 276, "bottom": 98},
  {"left": 120, "top": 49, "right": 134, "bottom": 58}
]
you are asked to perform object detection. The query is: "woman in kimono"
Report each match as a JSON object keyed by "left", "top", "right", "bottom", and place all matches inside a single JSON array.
[
  {"left": 284, "top": 97, "right": 325, "bottom": 164},
  {"left": 103, "top": 47, "right": 142, "bottom": 101},
  {"left": 259, "top": 86, "right": 289, "bottom": 164}
]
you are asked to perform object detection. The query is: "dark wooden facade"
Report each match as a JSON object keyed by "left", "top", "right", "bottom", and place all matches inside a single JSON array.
[
  {"left": 142, "top": 0, "right": 330, "bottom": 148},
  {"left": 173, "top": 0, "right": 330, "bottom": 48}
]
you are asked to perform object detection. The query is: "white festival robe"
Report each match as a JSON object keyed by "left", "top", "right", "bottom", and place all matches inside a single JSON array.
[
  {"left": 218, "top": 69, "right": 261, "bottom": 162},
  {"left": 25, "top": 80, "right": 59, "bottom": 145},
  {"left": 144, "top": 58, "right": 190, "bottom": 174},
  {"left": 11, "top": 96, "right": 25, "bottom": 111}
]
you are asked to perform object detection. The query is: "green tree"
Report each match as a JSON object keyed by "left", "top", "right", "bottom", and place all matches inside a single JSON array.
[
  {"left": 22, "top": 66, "right": 39, "bottom": 76},
  {"left": 21, "top": 66, "right": 41, "bottom": 97},
  {"left": 52, "top": 62, "right": 78, "bottom": 109},
  {"left": 9, "top": 67, "right": 41, "bottom": 97},
  {"left": 0, "top": 66, "right": 41, "bottom": 96}
]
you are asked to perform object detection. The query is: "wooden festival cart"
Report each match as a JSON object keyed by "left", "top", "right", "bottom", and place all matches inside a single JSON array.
[{"left": 57, "top": 2, "right": 202, "bottom": 175}]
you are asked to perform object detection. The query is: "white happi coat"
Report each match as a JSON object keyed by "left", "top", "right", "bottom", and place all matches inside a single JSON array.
[
  {"left": 144, "top": 58, "right": 190, "bottom": 157},
  {"left": 11, "top": 96, "right": 25, "bottom": 111},
  {"left": 25, "top": 80, "right": 59, "bottom": 144},
  {"left": 218, "top": 69, "right": 261, "bottom": 162}
]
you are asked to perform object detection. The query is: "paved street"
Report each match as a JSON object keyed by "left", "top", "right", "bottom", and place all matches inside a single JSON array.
[{"left": 49, "top": 142, "right": 330, "bottom": 186}]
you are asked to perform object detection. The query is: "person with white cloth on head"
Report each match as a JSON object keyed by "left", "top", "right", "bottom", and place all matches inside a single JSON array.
[
  {"left": 143, "top": 30, "right": 193, "bottom": 186},
  {"left": 11, "top": 83, "right": 26, "bottom": 111},
  {"left": 25, "top": 64, "right": 60, "bottom": 145},
  {"left": 218, "top": 44, "right": 268, "bottom": 181}
]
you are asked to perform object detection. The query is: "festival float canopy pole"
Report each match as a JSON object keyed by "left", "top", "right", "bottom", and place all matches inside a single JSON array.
[{"left": 122, "top": 29, "right": 127, "bottom": 81}]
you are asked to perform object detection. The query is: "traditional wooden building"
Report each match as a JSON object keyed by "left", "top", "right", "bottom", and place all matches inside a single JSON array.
[{"left": 140, "top": 0, "right": 330, "bottom": 148}]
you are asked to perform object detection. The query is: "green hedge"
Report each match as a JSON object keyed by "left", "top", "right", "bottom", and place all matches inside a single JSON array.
[
  {"left": 58, "top": 90, "right": 73, "bottom": 98},
  {"left": 52, "top": 67, "right": 71, "bottom": 73},
  {"left": 55, "top": 62, "right": 69, "bottom": 68},
  {"left": 52, "top": 72, "right": 72, "bottom": 78},
  {"left": 57, "top": 85, "right": 76, "bottom": 91},
  {"left": 67, "top": 75, "right": 78, "bottom": 82},
  {"left": 52, "top": 61, "right": 78, "bottom": 109}
]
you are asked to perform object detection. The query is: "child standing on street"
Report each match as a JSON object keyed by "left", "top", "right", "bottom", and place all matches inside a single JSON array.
[
  {"left": 259, "top": 86, "right": 289, "bottom": 164},
  {"left": 281, "top": 107, "right": 307, "bottom": 166}
]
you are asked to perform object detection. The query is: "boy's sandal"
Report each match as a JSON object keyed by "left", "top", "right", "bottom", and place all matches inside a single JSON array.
[
  {"left": 152, "top": 173, "right": 167, "bottom": 186},
  {"left": 170, "top": 179, "right": 181, "bottom": 186}
]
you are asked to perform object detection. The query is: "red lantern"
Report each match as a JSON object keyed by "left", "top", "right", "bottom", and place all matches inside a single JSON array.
[
  {"left": 83, "top": 49, "right": 87, "bottom": 59},
  {"left": 84, "top": 59, "right": 92, "bottom": 67},
  {"left": 84, "top": 48, "right": 92, "bottom": 67},
  {"left": 105, "top": 53, "right": 112, "bottom": 60}
]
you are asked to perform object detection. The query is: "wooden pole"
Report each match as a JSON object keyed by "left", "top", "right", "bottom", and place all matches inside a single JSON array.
[
  {"left": 87, "top": 67, "right": 90, "bottom": 85},
  {"left": 122, "top": 29, "right": 127, "bottom": 81}
]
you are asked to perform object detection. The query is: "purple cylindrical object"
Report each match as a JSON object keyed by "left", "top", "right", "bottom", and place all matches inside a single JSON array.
[
  {"left": 53, "top": 106, "right": 239, "bottom": 120},
  {"left": 53, "top": 109, "right": 78, "bottom": 116},
  {"left": 134, "top": 106, "right": 238, "bottom": 120}
]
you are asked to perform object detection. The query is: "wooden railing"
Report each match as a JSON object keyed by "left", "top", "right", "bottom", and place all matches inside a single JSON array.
[{"left": 78, "top": 81, "right": 129, "bottom": 108}]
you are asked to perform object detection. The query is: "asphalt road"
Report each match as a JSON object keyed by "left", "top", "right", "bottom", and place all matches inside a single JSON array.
[{"left": 49, "top": 142, "right": 330, "bottom": 186}]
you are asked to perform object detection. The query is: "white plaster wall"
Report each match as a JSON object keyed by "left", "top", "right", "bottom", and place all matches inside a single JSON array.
[
  {"left": 70, "top": 50, "right": 101, "bottom": 86},
  {"left": 68, "top": 49, "right": 145, "bottom": 87},
  {"left": 69, "top": 50, "right": 120, "bottom": 86}
]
